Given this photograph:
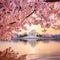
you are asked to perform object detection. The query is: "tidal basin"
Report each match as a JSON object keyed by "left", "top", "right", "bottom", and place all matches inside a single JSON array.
[{"left": 0, "top": 40, "right": 60, "bottom": 60}]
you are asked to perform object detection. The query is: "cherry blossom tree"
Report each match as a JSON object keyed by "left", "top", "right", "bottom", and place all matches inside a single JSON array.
[
  {"left": 0, "top": 0, "right": 60, "bottom": 40},
  {"left": 0, "top": 47, "right": 26, "bottom": 60}
]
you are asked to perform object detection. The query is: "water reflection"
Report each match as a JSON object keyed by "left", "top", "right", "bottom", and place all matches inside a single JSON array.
[
  {"left": 27, "top": 53, "right": 60, "bottom": 60},
  {"left": 0, "top": 40, "right": 60, "bottom": 60}
]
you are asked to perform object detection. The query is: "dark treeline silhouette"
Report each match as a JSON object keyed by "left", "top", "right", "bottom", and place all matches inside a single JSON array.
[
  {"left": 0, "top": 34, "right": 60, "bottom": 42},
  {"left": 52, "top": 35, "right": 60, "bottom": 41},
  {"left": 0, "top": 47, "right": 26, "bottom": 60}
]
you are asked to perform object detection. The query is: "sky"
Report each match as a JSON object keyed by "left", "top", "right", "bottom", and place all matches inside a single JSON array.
[{"left": 17, "top": 24, "right": 60, "bottom": 35}]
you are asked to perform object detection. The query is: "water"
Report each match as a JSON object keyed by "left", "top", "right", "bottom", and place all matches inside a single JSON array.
[
  {"left": 0, "top": 40, "right": 60, "bottom": 60},
  {"left": 26, "top": 53, "right": 60, "bottom": 60}
]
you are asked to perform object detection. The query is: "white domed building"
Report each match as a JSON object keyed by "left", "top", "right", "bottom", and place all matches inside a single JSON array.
[{"left": 28, "top": 30, "right": 38, "bottom": 36}]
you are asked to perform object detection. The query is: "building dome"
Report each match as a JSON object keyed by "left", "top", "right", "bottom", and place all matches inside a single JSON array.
[{"left": 29, "top": 30, "right": 38, "bottom": 36}]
